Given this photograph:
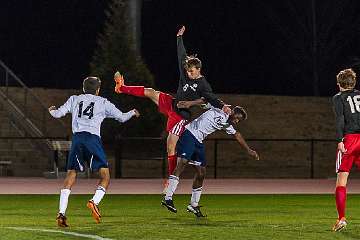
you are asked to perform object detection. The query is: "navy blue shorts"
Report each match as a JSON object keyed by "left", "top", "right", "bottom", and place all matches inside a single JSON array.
[
  {"left": 176, "top": 130, "right": 206, "bottom": 167},
  {"left": 67, "top": 132, "right": 108, "bottom": 172}
]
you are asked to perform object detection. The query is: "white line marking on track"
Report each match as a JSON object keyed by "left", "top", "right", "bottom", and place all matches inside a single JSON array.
[{"left": 5, "top": 227, "right": 113, "bottom": 240}]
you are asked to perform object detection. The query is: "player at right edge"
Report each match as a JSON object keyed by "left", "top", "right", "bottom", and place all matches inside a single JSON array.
[{"left": 332, "top": 68, "right": 360, "bottom": 231}]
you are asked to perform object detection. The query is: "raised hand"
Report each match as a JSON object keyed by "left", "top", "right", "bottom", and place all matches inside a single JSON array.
[
  {"left": 48, "top": 106, "right": 57, "bottom": 112},
  {"left": 222, "top": 105, "right": 232, "bottom": 115},
  {"left": 338, "top": 142, "right": 347, "bottom": 153},
  {"left": 133, "top": 109, "right": 140, "bottom": 117},
  {"left": 177, "top": 26, "right": 186, "bottom": 37},
  {"left": 248, "top": 149, "right": 260, "bottom": 160}
]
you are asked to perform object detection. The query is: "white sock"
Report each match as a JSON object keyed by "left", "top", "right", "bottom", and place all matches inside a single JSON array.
[
  {"left": 59, "top": 188, "right": 71, "bottom": 215},
  {"left": 91, "top": 186, "right": 106, "bottom": 205},
  {"left": 165, "top": 175, "right": 179, "bottom": 200},
  {"left": 190, "top": 186, "right": 203, "bottom": 207}
]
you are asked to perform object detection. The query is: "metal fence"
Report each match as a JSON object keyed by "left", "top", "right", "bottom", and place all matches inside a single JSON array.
[
  {"left": 115, "top": 137, "right": 340, "bottom": 179},
  {"left": 0, "top": 60, "right": 67, "bottom": 137},
  {"left": 0, "top": 136, "right": 68, "bottom": 177}
]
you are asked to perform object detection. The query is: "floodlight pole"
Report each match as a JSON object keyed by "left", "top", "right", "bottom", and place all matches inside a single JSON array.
[
  {"left": 129, "top": 0, "right": 142, "bottom": 56},
  {"left": 311, "top": 0, "right": 319, "bottom": 96}
]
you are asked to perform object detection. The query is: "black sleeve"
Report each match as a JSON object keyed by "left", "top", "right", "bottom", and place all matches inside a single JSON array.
[
  {"left": 177, "top": 36, "right": 187, "bottom": 82},
  {"left": 199, "top": 80, "right": 225, "bottom": 109},
  {"left": 333, "top": 95, "right": 345, "bottom": 142}
]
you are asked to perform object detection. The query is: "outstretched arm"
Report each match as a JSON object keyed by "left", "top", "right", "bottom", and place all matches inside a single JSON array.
[
  {"left": 49, "top": 96, "right": 74, "bottom": 118},
  {"left": 200, "top": 80, "right": 231, "bottom": 114},
  {"left": 177, "top": 26, "right": 187, "bottom": 80},
  {"left": 105, "top": 100, "right": 140, "bottom": 123},
  {"left": 176, "top": 98, "right": 206, "bottom": 109},
  {"left": 234, "top": 132, "right": 259, "bottom": 160}
]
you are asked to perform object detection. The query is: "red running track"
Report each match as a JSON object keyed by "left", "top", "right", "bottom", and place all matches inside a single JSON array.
[{"left": 0, "top": 178, "right": 355, "bottom": 194}]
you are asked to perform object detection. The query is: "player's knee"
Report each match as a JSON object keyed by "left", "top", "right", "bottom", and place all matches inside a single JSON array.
[
  {"left": 167, "top": 139, "right": 178, "bottom": 154},
  {"left": 167, "top": 145, "right": 176, "bottom": 155},
  {"left": 197, "top": 169, "right": 206, "bottom": 180},
  {"left": 101, "top": 172, "right": 110, "bottom": 181},
  {"left": 197, "top": 173, "right": 205, "bottom": 181},
  {"left": 144, "top": 88, "right": 156, "bottom": 96}
]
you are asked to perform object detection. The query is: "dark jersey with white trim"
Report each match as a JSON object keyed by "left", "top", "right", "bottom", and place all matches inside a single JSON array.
[
  {"left": 174, "top": 36, "right": 224, "bottom": 120},
  {"left": 333, "top": 89, "right": 360, "bottom": 142}
]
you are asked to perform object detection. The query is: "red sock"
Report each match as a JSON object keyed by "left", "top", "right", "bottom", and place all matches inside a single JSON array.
[
  {"left": 120, "top": 86, "right": 145, "bottom": 97},
  {"left": 335, "top": 186, "right": 347, "bottom": 219},
  {"left": 167, "top": 155, "right": 177, "bottom": 176}
]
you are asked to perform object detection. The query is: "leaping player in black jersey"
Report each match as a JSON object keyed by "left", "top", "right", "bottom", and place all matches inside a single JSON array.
[{"left": 114, "top": 26, "right": 231, "bottom": 192}]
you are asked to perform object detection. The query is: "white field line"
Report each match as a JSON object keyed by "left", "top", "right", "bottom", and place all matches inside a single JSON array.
[{"left": 5, "top": 227, "right": 113, "bottom": 240}]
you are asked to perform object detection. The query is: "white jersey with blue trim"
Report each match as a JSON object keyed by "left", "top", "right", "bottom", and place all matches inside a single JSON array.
[
  {"left": 50, "top": 94, "right": 136, "bottom": 137},
  {"left": 186, "top": 107, "right": 236, "bottom": 143}
]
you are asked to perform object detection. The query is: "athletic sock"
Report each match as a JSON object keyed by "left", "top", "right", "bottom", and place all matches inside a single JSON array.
[
  {"left": 165, "top": 175, "right": 179, "bottom": 200},
  {"left": 120, "top": 86, "right": 145, "bottom": 97},
  {"left": 91, "top": 186, "right": 106, "bottom": 205},
  {"left": 190, "top": 186, "right": 203, "bottom": 207},
  {"left": 335, "top": 186, "right": 347, "bottom": 219},
  {"left": 59, "top": 188, "right": 71, "bottom": 215},
  {"left": 167, "top": 155, "right": 177, "bottom": 176}
]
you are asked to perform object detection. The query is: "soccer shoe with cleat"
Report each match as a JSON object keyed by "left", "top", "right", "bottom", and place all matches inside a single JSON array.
[
  {"left": 187, "top": 204, "right": 206, "bottom": 218},
  {"left": 114, "top": 71, "right": 124, "bottom": 93},
  {"left": 56, "top": 213, "right": 69, "bottom": 227},
  {"left": 161, "top": 198, "right": 177, "bottom": 213},
  {"left": 87, "top": 200, "right": 102, "bottom": 224},
  {"left": 332, "top": 217, "right": 347, "bottom": 232}
]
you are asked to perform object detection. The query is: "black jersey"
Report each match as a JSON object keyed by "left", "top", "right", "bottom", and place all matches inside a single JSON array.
[
  {"left": 333, "top": 89, "right": 360, "bottom": 142},
  {"left": 174, "top": 36, "right": 224, "bottom": 120}
]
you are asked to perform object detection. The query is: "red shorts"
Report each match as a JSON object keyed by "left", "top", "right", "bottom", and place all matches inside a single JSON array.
[
  {"left": 158, "top": 92, "right": 187, "bottom": 136},
  {"left": 336, "top": 134, "right": 360, "bottom": 173}
]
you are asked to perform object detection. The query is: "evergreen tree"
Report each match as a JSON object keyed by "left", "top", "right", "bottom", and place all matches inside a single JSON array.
[{"left": 90, "top": 0, "right": 164, "bottom": 139}]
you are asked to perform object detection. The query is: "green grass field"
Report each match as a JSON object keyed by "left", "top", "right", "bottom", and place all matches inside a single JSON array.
[{"left": 0, "top": 194, "right": 359, "bottom": 240}]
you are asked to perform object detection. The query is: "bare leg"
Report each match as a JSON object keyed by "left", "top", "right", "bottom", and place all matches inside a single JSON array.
[
  {"left": 167, "top": 133, "right": 179, "bottom": 156},
  {"left": 173, "top": 158, "right": 188, "bottom": 177},
  {"left": 144, "top": 88, "right": 160, "bottom": 105},
  {"left": 192, "top": 166, "right": 206, "bottom": 189},
  {"left": 98, "top": 168, "right": 110, "bottom": 190},
  {"left": 336, "top": 172, "right": 349, "bottom": 187},
  {"left": 63, "top": 170, "right": 77, "bottom": 189}
]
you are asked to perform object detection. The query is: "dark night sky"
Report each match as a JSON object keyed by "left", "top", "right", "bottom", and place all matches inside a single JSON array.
[{"left": 1, "top": 0, "right": 360, "bottom": 96}]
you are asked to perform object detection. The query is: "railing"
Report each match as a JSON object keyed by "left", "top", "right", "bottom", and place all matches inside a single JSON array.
[
  {"left": 210, "top": 138, "right": 337, "bottom": 179},
  {"left": 115, "top": 137, "right": 167, "bottom": 178},
  {"left": 0, "top": 136, "right": 68, "bottom": 177},
  {"left": 116, "top": 137, "right": 339, "bottom": 179},
  {"left": 0, "top": 60, "right": 67, "bottom": 137}
]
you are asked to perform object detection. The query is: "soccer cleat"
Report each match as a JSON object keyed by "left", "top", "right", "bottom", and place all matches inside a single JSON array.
[
  {"left": 56, "top": 213, "right": 69, "bottom": 227},
  {"left": 187, "top": 204, "right": 206, "bottom": 218},
  {"left": 114, "top": 71, "right": 124, "bottom": 93},
  {"left": 161, "top": 198, "right": 177, "bottom": 213},
  {"left": 87, "top": 200, "right": 101, "bottom": 223},
  {"left": 332, "top": 217, "right": 347, "bottom": 232}
]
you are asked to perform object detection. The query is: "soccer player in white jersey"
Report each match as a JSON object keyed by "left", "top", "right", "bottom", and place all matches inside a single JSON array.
[
  {"left": 162, "top": 106, "right": 259, "bottom": 217},
  {"left": 49, "top": 76, "right": 140, "bottom": 227}
]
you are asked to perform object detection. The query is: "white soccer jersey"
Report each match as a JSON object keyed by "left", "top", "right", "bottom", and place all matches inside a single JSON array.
[
  {"left": 50, "top": 94, "right": 136, "bottom": 137},
  {"left": 186, "top": 107, "right": 237, "bottom": 143}
]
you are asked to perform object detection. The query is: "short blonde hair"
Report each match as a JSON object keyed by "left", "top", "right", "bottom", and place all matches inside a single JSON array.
[
  {"left": 184, "top": 55, "right": 202, "bottom": 70},
  {"left": 337, "top": 68, "right": 356, "bottom": 89}
]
